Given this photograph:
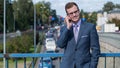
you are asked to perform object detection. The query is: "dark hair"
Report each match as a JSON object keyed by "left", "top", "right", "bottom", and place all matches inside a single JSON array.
[{"left": 65, "top": 2, "right": 79, "bottom": 14}]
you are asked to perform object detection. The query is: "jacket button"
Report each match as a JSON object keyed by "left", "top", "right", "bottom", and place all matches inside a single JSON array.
[{"left": 75, "top": 49, "right": 77, "bottom": 51}]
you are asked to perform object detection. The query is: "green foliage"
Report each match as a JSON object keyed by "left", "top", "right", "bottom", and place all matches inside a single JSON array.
[
  {"left": 112, "top": 18, "right": 120, "bottom": 29},
  {"left": 0, "top": 44, "right": 3, "bottom": 53},
  {"left": 103, "top": 2, "right": 115, "bottom": 12},
  {"left": 6, "top": 2, "right": 14, "bottom": 32},
  {"left": 6, "top": 32, "right": 33, "bottom": 53},
  {"left": 115, "top": 4, "right": 120, "bottom": 9},
  {"left": 0, "top": 0, "right": 55, "bottom": 32},
  {"left": 0, "top": 0, "right": 14, "bottom": 32},
  {"left": 87, "top": 12, "right": 97, "bottom": 24},
  {"left": 39, "top": 32, "right": 45, "bottom": 45},
  {"left": 36, "top": 1, "right": 51, "bottom": 25},
  {"left": 81, "top": 10, "right": 97, "bottom": 24},
  {"left": 0, "top": 31, "right": 45, "bottom": 53},
  {"left": 12, "top": 0, "right": 34, "bottom": 31},
  {"left": 0, "top": 0, "right": 3, "bottom": 32}
]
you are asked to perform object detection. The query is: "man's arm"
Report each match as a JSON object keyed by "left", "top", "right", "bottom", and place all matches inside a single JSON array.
[
  {"left": 56, "top": 26, "right": 70, "bottom": 48},
  {"left": 90, "top": 25, "right": 101, "bottom": 68}
]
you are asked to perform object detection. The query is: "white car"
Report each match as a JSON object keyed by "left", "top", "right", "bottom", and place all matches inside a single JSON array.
[{"left": 45, "top": 38, "right": 56, "bottom": 51}]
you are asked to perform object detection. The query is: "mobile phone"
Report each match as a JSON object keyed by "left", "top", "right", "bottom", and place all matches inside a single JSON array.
[{"left": 69, "top": 19, "right": 72, "bottom": 23}]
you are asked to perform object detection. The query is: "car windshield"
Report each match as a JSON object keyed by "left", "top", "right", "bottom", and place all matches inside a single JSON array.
[
  {"left": 46, "top": 34, "right": 54, "bottom": 38},
  {"left": 47, "top": 39, "right": 54, "bottom": 42}
]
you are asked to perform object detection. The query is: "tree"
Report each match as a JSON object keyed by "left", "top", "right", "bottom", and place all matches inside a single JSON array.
[
  {"left": 103, "top": 2, "right": 115, "bottom": 12},
  {"left": 87, "top": 12, "right": 97, "bottom": 24},
  {"left": 6, "top": 1, "right": 14, "bottom": 32},
  {"left": 36, "top": 1, "right": 51, "bottom": 25},
  {"left": 0, "top": 0, "right": 14, "bottom": 32},
  {"left": 12, "top": 0, "right": 34, "bottom": 31},
  {"left": 81, "top": 11, "right": 97, "bottom": 25},
  {"left": 80, "top": 9, "right": 84, "bottom": 18},
  {"left": 112, "top": 18, "right": 120, "bottom": 29},
  {"left": 0, "top": 0, "right": 3, "bottom": 32},
  {"left": 115, "top": 4, "right": 120, "bottom": 9}
]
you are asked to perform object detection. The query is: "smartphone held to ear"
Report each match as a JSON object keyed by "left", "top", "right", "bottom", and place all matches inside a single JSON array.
[
  {"left": 69, "top": 19, "right": 72, "bottom": 23},
  {"left": 64, "top": 16, "right": 72, "bottom": 24}
]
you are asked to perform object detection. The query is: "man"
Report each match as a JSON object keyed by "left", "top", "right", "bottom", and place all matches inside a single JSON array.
[{"left": 56, "top": 2, "right": 100, "bottom": 68}]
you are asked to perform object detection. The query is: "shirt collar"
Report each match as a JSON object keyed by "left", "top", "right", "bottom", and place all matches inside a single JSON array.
[{"left": 73, "top": 19, "right": 81, "bottom": 27}]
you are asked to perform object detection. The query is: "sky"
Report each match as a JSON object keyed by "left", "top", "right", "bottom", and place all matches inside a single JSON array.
[{"left": 34, "top": 0, "right": 120, "bottom": 17}]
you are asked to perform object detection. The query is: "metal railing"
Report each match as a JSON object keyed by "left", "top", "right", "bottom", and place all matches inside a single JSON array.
[{"left": 0, "top": 53, "right": 120, "bottom": 68}]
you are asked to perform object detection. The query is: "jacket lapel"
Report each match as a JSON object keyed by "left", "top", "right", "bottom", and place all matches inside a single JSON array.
[{"left": 71, "top": 26, "right": 76, "bottom": 44}]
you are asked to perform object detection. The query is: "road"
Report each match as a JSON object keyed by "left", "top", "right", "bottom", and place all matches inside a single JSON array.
[
  {"left": 99, "top": 32, "right": 120, "bottom": 52},
  {"left": 99, "top": 32, "right": 120, "bottom": 48}
]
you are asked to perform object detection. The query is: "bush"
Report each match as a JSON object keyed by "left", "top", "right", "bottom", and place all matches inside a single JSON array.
[
  {"left": 6, "top": 33, "right": 33, "bottom": 53},
  {"left": 39, "top": 32, "right": 45, "bottom": 45},
  {"left": 0, "top": 44, "right": 3, "bottom": 53}
]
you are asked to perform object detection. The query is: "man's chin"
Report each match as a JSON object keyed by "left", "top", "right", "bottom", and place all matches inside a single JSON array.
[{"left": 72, "top": 19, "right": 79, "bottom": 23}]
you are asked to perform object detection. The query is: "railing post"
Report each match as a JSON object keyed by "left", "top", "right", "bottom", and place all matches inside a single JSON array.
[
  {"left": 15, "top": 58, "right": 18, "bottom": 68},
  {"left": 4, "top": 54, "right": 9, "bottom": 68},
  {"left": 58, "top": 57, "right": 61, "bottom": 68},
  {"left": 6, "top": 58, "right": 8, "bottom": 68},
  {"left": 113, "top": 57, "right": 115, "bottom": 68},
  {"left": 104, "top": 57, "right": 106, "bottom": 68},
  {"left": 41, "top": 57, "right": 43, "bottom": 68},
  {"left": 32, "top": 58, "right": 34, "bottom": 68},
  {"left": 24, "top": 58, "right": 26, "bottom": 68}
]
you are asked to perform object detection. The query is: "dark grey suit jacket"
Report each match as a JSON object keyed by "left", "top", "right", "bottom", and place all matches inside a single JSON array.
[{"left": 56, "top": 21, "right": 100, "bottom": 68}]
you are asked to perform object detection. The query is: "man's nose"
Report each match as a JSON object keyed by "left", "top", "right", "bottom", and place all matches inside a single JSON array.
[{"left": 73, "top": 12, "right": 76, "bottom": 16}]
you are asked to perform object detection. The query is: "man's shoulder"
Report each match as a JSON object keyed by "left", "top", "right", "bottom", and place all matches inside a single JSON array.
[
  {"left": 83, "top": 22, "right": 95, "bottom": 28},
  {"left": 84, "top": 22, "right": 94, "bottom": 26}
]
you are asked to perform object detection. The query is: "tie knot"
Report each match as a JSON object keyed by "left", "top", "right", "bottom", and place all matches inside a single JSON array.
[{"left": 73, "top": 25, "right": 78, "bottom": 27}]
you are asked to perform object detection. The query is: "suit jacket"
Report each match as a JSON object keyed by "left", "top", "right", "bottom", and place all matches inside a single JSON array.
[{"left": 56, "top": 21, "right": 100, "bottom": 68}]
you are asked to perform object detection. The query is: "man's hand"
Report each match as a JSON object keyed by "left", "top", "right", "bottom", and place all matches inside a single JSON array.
[{"left": 64, "top": 16, "right": 73, "bottom": 29}]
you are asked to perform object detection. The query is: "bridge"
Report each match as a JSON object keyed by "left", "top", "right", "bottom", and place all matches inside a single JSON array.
[{"left": 0, "top": 32, "right": 120, "bottom": 68}]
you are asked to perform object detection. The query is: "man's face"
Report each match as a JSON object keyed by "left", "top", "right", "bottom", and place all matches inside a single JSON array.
[{"left": 67, "top": 5, "right": 80, "bottom": 23}]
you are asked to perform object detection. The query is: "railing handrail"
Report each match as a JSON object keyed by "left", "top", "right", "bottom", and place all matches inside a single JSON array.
[
  {"left": 0, "top": 53, "right": 120, "bottom": 58},
  {"left": 100, "top": 53, "right": 120, "bottom": 57}
]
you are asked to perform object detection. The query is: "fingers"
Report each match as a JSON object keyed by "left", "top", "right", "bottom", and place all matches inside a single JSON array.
[{"left": 64, "top": 16, "right": 72, "bottom": 29}]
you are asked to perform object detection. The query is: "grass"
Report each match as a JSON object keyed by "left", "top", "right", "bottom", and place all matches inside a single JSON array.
[{"left": 0, "top": 58, "right": 32, "bottom": 68}]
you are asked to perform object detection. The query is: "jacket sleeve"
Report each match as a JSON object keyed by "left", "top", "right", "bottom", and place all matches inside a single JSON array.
[
  {"left": 90, "top": 24, "right": 101, "bottom": 68},
  {"left": 56, "top": 26, "right": 70, "bottom": 48}
]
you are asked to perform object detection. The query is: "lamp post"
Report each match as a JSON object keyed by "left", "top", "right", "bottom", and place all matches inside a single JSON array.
[
  {"left": 33, "top": 1, "right": 36, "bottom": 52},
  {"left": 3, "top": 0, "right": 6, "bottom": 68}
]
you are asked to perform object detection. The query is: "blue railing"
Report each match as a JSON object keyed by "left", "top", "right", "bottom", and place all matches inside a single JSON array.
[{"left": 0, "top": 53, "right": 120, "bottom": 68}]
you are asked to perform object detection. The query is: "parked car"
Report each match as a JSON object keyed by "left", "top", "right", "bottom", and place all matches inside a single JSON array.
[
  {"left": 46, "top": 33, "right": 54, "bottom": 38},
  {"left": 38, "top": 57, "right": 52, "bottom": 68},
  {"left": 45, "top": 38, "right": 56, "bottom": 51}
]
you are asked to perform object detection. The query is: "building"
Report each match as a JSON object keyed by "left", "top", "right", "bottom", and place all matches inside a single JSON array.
[
  {"left": 108, "top": 8, "right": 120, "bottom": 21},
  {"left": 96, "top": 10, "right": 119, "bottom": 32}
]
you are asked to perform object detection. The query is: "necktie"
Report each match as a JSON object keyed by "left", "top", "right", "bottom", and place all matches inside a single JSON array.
[{"left": 74, "top": 25, "right": 78, "bottom": 43}]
